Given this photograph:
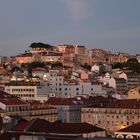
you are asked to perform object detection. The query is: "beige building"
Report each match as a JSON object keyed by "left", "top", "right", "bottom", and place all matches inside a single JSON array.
[
  {"left": 4, "top": 81, "right": 50, "bottom": 102},
  {"left": 25, "top": 100, "right": 58, "bottom": 122},
  {"left": 81, "top": 99, "right": 140, "bottom": 134}
]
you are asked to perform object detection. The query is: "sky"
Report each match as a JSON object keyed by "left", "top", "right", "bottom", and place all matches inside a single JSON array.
[{"left": 0, "top": 0, "right": 140, "bottom": 56}]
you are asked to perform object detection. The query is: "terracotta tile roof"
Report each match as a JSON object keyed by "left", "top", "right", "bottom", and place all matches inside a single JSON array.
[
  {"left": 0, "top": 90, "right": 28, "bottom": 105},
  {"left": 92, "top": 96, "right": 115, "bottom": 101},
  {"left": 89, "top": 99, "right": 140, "bottom": 109},
  {"left": 91, "top": 99, "right": 140, "bottom": 109},
  {"left": 27, "top": 100, "right": 56, "bottom": 110},
  {"left": 46, "top": 97, "right": 90, "bottom": 106},
  {"left": 12, "top": 119, "right": 29, "bottom": 131},
  {"left": 106, "top": 99, "right": 140, "bottom": 109},
  {"left": 0, "top": 90, "right": 15, "bottom": 99},
  {"left": 117, "top": 123, "right": 140, "bottom": 133},
  {"left": 9, "top": 118, "right": 105, "bottom": 135},
  {"left": 26, "top": 119, "right": 105, "bottom": 134},
  {"left": 0, "top": 98, "right": 28, "bottom": 105},
  {"left": 0, "top": 132, "right": 79, "bottom": 140}
]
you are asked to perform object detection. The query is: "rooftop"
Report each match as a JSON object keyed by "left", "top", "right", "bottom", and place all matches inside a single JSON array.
[
  {"left": 46, "top": 97, "right": 91, "bottom": 106},
  {"left": 12, "top": 118, "right": 105, "bottom": 134},
  {"left": 0, "top": 90, "right": 29, "bottom": 106},
  {"left": 117, "top": 123, "right": 140, "bottom": 133}
]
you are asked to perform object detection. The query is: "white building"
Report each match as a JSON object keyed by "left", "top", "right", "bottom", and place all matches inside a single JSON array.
[
  {"left": 91, "top": 64, "right": 99, "bottom": 73},
  {"left": 43, "top": 71, "right": 106, "bottom": 98}
]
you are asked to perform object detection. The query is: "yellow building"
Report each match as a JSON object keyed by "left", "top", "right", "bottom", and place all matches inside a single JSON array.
[{"left": 127, "top": 86, "right": 140, "bottom": 99}]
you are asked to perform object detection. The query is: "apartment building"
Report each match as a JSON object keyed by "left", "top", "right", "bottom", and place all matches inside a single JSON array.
[
  {"left": 26, "top": 100, "right": 58, "bottom": 122},
  {"left": 43, "top": 71, "right": 106, "bottom": 98},
  {"left": 81, "top": 99, "right": 140, "bottom": 134},
  {"left": 127, "top": 72, "right": 140, "bottom": 90},
  {"left": 4, "top": 81, "right": 51, "bottom": 102},
  {"left": 114, "top": 78, "right": 128, "bottom": 94}
]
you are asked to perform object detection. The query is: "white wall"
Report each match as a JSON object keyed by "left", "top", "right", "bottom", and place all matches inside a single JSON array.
[{"left": 0, "top": 102, "right": 6, "bottom": 110}]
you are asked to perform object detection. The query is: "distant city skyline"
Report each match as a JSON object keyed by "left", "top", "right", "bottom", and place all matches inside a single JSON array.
[{"left": 0, "top": 0, "right": 140, "bottom": 56}]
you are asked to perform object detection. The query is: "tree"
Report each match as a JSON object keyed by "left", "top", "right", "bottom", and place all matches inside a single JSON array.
[
  {"left": 28, "top": 62, "right": 46, "bottom": 68},
  {"left": 51, "top": 62, "right": 63, "bottom": 68},
  {"left": 127, "top": 58, "right": 138, "bottom": 64},
  {"left": 81, "top": 63, "right": 91, "bottom": 71}
]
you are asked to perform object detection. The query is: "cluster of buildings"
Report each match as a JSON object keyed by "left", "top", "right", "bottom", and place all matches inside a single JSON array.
[
  {"left": 10, "top": 43, "right": 138, "bottom": 66},
  {"left": 0, "top": 42, "right": 140, "bottom": 139}
]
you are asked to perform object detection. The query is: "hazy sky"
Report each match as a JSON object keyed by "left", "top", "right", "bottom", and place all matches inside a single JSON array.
[{"left": 0, "top": 0, "right": 140, "bottom": 56}]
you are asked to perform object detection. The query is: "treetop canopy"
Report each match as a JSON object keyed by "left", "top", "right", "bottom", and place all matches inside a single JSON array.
[{"left": 29, "top": 42, "right": 54, "bottom": 49}]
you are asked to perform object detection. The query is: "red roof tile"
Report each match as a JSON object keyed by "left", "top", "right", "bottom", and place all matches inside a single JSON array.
[
  {"left": 12, "top": 119, "right": 29, "bottom": 131},
  {"left": 0, "top": 90, "right": 29, "bottom": 105},
  {"left": 0, "top": 98, "right": 28, "bottom": 105},
  {"left": 118, "top": 123, "right": 140, "bottom": 133},
  {"left": 91, "top": 99, "right": 140, "bottom": 109},
  {"left": 26, "top": 119, "right": 105, "bottom": 134},
  {"left": 46, "top": 97, "right": 89, "bottom": 106},
  {"left": 106, "top": 99, "right": 140, "bottom": 109}
]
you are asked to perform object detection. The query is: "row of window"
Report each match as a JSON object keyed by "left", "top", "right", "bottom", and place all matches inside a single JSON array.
[
  {"left": 55, "top": 88, "right": 94, "bottom": 91},
  {"left": 7, "top": 106, "right": 29, "bottom": 112},
  {"left": 13, "top": 94, "right": 35, "bottom": 98},
  {"left": 49, "top": 78, "right": 62, "bottom": 81},
  {"left": 98, "top": 120, "right": 135, "bottom": 126},
  {"left": 83, "top": 109, "right": 140, "bottom": 114}
]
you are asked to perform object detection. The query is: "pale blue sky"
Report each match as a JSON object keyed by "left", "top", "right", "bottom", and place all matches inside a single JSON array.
[{"left": 0, "top": 0, "right": 140, "bottom": 56}]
